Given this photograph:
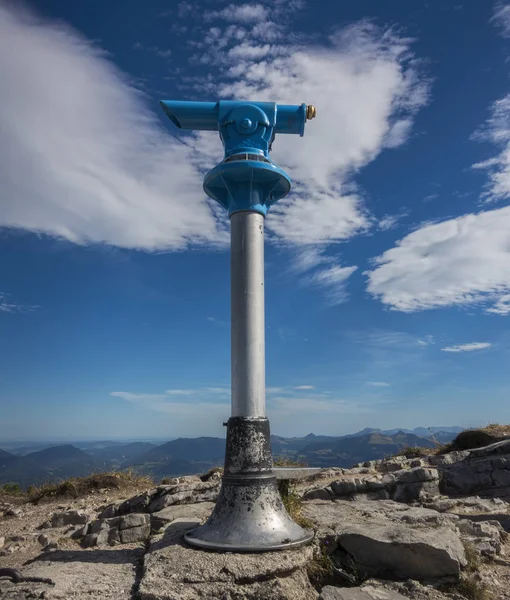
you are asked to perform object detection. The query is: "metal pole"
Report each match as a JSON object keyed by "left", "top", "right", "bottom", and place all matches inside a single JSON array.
[
  {"left": 159, "top": 99, "right": 317, "bottom": 552},
  {"left": 231, "top": 211, "right": 265, "bottom": 418}
]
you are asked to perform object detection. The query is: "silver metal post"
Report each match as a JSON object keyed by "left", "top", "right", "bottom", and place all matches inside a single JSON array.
[{"left": 231, "top": 211, "right": 265, "bottom": 418}]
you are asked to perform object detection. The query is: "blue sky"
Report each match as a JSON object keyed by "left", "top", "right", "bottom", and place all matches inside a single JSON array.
[{"left": 1, "top": 0, "right": 510, "bottom": 441}]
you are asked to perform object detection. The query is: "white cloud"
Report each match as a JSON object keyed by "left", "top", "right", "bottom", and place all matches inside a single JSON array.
[
  {"left": 0, "top": 4, "right": 227, "bottom": 251},
  {"left": 293, "top": 385, "right": 315, "bottom": 390},
  {"left": 0, "top": 3, "right": 428, "bottom": 262},
  {"left": 366, "top": 381, "right": 390, "bottom": 387},
  {"left": 192, "top": 15, "right": 429, "bottom": 246},
  {"left": 441, "top": 343, "right": 492, "bottom": 353},
  {"left": 366, "top": 205, "right": 510, "bottom": 313}
]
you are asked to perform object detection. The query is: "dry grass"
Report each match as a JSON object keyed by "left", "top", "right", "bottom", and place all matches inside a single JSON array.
[
  {"left": 390, "top": 445, "right": 437, "bottom": 459},
  {"left": 307, "top": 543, "right": 334, "bottom": 591},
  {"left": 277, "top": 479, "right": 314, "bottom": 529},
  {"left": 441, "top": 542, "right": 490, "bottom": 600},
  {"left": 481, "top": 423, "right": 510, "bottom": 437},
  {"left": 199, "top": 466, "right": 224, "bottom": 482},
  {"left": 27, "top": 470, "right": 154, "bottom": 504}
]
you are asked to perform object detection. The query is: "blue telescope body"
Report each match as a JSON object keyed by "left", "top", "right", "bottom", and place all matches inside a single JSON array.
[
  {"left": 159, "top": 99, "right": 316, "bottom": 216},
  {"left": 159, "top": 100, "right": 309, "bottom": 136}
]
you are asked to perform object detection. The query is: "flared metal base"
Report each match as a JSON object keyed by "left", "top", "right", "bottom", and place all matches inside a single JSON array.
[
  {"left": 184, "top": 474, "right": 314, "bottom": 552},
  {"left": 184, "top": 416, "right": 314, "bottom": 552}
]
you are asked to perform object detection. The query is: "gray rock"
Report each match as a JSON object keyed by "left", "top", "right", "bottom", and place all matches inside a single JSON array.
[
  {"left": 150, "top": 502, "right": 215, "bottom": 533},
  {"left": 320, "top": 586, "right": 409, "bottom": 599},
  {"left": 334, "top": 524, "right": 466, "bottom": 581},
  {"left": 303, "top": 487, "right": 334, "bottom": 501},
  {"left": 70, "top": 523, "right": 90, "bottom": 539},
  {"left": 116, "top": 491, "right": 152, "bottom": 516},
  {"left": 38, "top": 519, "right": 52, "bottom": 529},
  {"left": 95, "top": 530, "right": 110, "bottom": 546},
  {"left": 37, "top": 533, "right": 50, "bottom": 547},
  {"left": 5, "top": 507, "right": 23, "bottom": 518},
  {"left": 90, "top": 518, "right": 113, "bottom": 534},
  {"left": 4, "top": 548, "right": 144, "bottom": 598},
  {"left": 119, "top": 513, "right": 149, "bottom": 530},
  {"left": 108, "top": 527, "right": 121, "bottom": 545},
  {"left": 139, "top": 518, "right": 317, "bottom": 600},
  {"left": 456, "top": 518, "right": 505, "bottom": 556},
  {"left": 331, "top": 479, "right": 359, "bottom": 496},
  {"left": 396, "top": 506, "right": 458, "bottom": 527},
  {"left": 147, "top": 490, "right": 196, "bottom": 513},
  {"left": 81, "top": 533, "right": 98, "bottom": 548},
  {"left": 0, "top": 536, "right": 4, "bottom": 549},
  {"left": 393, "top": 480, "right": 440, "bottom": 503},
  {"left": 469, "top": 439, "right": 510, "bottom": 458},
  {"left": 51, "top": 509, "right": 89, "bottom": 528},
  {"left": 429, "top": 450, "right": 470, "bottom": 465},
  {"left": 119, "top": 523, "right": 150, "bottom": 544},
  {"left": 98, "top": 503, "right": 118, "bottom": 519},
  {"left": 393, "top": 467, "right": 439, "bottom": 484}
]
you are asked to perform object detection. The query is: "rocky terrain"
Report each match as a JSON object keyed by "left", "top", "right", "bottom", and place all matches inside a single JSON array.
[{"left": 1, "top": 430, "right": 509, "bottom": 599}]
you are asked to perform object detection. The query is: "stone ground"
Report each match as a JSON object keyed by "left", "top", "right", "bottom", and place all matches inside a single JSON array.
[{"left": 2, "top": 442, "right": 510, "bottom": 599}]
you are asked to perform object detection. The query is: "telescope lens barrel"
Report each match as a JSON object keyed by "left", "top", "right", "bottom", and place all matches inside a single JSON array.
[{"left": 159, "top": 100, "right": 219, "bottom": 131}]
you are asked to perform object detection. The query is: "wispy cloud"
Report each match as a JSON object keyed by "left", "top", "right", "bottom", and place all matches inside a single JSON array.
[
  {"left": 293, "top": 385, "right": 315, "bottom": 390},
  {"left": 378, "top": 215, "right": 400, "bottom": 231},
  {"left": 0, "top": 292, "right": 37, "bottom": 314},
  {"left": 486, "top": 294, "right": 510, "bottom": 315},
  {"left": 288, "top": 246, "right": 357, "bottom": 304},
  {"left": 204, "top": 4, "right": 269, "bottom": 24},
  {"left": 441, "top": 343, "right": 492, "bottom": 353},
  {"left": 207, "top": 316, "right": 228, "bottom": 326},
  {"left": 365, "top": 381, "right": 390, "bottom": 387},
  {"left": 308, "top": 265, "right": 357, "bottom": 305},
  {"left": 492, "top": 2, "right": 510, "bottom": 37}
]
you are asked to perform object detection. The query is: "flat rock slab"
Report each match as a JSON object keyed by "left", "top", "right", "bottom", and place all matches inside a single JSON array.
[
  {"left": 304, "top": 500, "right": 465, "bottom": 582},
  {"left": 150, "top": 502, "right": 214, "bottom": 531},
  {"left": 274, "top": 468, "right": 322, "bottom": 480},
  {"left": 320, "top": 586, "right": 409, "bottom": 599},
  {"left": 0, "top": 548, "right": 143, "bottom": 599},
  {"left": 139, "top": 518, "right": 318, "bottom": 600}
]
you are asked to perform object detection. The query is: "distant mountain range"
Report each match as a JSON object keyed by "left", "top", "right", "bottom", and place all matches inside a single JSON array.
[{"left": 0, "top": 426, "right": 464, "bottom": 488}]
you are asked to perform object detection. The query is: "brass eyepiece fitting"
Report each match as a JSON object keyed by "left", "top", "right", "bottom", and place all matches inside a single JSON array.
[{"left": 306, "top": 105, "right": 317, "bottom": 120}]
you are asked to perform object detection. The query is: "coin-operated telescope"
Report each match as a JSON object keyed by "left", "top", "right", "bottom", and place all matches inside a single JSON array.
[{"left": 160, "top": 99, "right": 316, "bottom": 552}]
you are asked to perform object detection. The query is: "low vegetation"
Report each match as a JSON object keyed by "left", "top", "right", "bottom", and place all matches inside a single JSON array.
[
  {"left": 27, "top": 470, "right": 154, "bottom": 504},
  {"left": 440, "top": 542, "right": 491, "bottom": 600},
  {"left": 0, "top": 482, "right": 24, "bottom": 495},
  {"left": 439, "top": 423, "right": 510, "bottom": 454}
]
